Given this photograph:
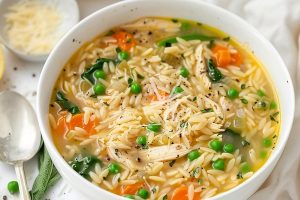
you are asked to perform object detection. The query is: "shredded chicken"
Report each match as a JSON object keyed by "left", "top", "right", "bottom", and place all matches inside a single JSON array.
[
  {"left": 107, "top": 144, "right": 197, "bottom": 170},
  {"left": 195, "top": 44, "right": 211, "bottom": 91}
]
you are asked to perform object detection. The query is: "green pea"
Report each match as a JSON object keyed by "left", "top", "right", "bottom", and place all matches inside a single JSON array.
[
  {"left": 136, "top": 135, "right": 147, "bottom": 146},
  {"left": 257, "top": 89, "right": 265, "bottom": 97},
  {"left": 263, "top": 138, "right": 272, "bottom": 148},
  {"left": 187, "top": 150, "right": 200, "bottom": 161},
  {"left": 223, "top": 143, "right": 235, "bottom": 153},
  {"left": 270, "top": 101, "right": 277, "bottom": 109},
  {"left": 94, "top": 70, "right": 106, "bottom": 79},
  {"left": 7, "top": 181, "right": 19, "bottom": 194},
  {"left": 124, "top": 194, "right": 135, "bottom": 199},
  {"left": 108, "top": 163, "right": 121, "bottom": 174},
  {"left": 137, "top": 188, "right": 149, "bottom": 199},
  {"left": 118, "top": 51, "right": 129, "bottom": 60},
  {"left": 130, "top": 81, "right": 142, "bottom": 94},
  {"left": 209, "top": 140, "right": 223, "bottom": 152},
  {"left": 260, "top": 151, "right": 267, "bottom": 159},
  {"left": 173, "top": 86, "right": 184, "bottom": 94},
  {"left": 147, "top": 123, "right": 161, "bottom": 132},
  {"left": 227, "top": 88, "right": 239, "bottom": 99},
  {"left": 240, "top": 162, "right": 251, "bottom": 174},
  {"left": 180, "top": 67, "right": 189, "bottom": 78},
  {"left": 93, "top": 83, "right": 106, "bottom": 95},
  {"left": 212, "top": 159, "right": 225, "bottom": 170}
]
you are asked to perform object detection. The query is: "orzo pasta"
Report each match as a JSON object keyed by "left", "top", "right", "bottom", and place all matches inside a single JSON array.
[{"left": 49, "top": 17, "right": 280, "bottom": 199}]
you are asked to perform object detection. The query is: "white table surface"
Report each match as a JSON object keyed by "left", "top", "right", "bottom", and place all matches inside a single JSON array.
[{"left": 0, "top": 1, "right": 120, "bottom": 199}]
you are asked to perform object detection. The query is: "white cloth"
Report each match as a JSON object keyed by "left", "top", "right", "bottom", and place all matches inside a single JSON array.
[
  {"left": 1, "top": 0, "right": 299, "bottom": 199},
  {"left": 204, "top": 0, "right": 300, "bottom": 199}
]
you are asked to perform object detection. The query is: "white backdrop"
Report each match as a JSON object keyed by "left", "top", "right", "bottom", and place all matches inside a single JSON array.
[{"left": 0, "top": 0, "right": 299, "bottom": 199}]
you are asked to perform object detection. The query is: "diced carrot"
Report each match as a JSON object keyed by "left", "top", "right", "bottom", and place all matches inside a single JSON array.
[
  {"left": 230, "top": 51, "right": 242, "bottom": 66},
  {"left": 55, "top": 114, "right": 98, "bottom": 136},
  {"left": 56, "top": 116, "right": 69, "bottom": 135},
  {"left": 69, "top": 114, "right": 98, "bottom": 135},
  {"left": 112, "top": 31, "right": 136, "bottom": 51},
  {"left": 171, "top": 185, "right": 201, "bottom": 200},
  {"left": 212, "top": 44, "right": 243, "bottom": 67},
  {"left": 148, "top": 91, "right": 169, "bottom": 101},
  {"left": 171, "top": 185, "right": 188, "bottom": 200},
  {"left": 120, "top": 182, "right": 145, "bottom": 195},
  {"left": 212, "top": 45, "right": 231, "bottom": 68},
  {"left": 193, "top": 191, "right": 201, "bottom": 200}
]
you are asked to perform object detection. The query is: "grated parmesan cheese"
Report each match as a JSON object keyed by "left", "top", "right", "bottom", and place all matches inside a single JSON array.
[{"left": 4, "top": 0, "right": 62, "bottom": 55}]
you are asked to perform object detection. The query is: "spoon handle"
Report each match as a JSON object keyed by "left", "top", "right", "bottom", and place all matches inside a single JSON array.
[{"left": 15, "top": 162, "right": 31, "bottom": 200}]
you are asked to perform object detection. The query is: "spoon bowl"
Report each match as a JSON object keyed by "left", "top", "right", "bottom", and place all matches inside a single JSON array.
[{"left": 0, "top": 91, "right": 41, "bottom": 200}]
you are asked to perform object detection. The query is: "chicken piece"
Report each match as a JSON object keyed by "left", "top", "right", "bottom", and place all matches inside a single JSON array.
[
  {"left": 107, "top": 144, "right": 196, "bottom": 170},
  {"left": 194, "top": 44, "right": 212, "bottom": 91},
  {"left": 199, "top": 94, "right": 225, "bottom": 124}
]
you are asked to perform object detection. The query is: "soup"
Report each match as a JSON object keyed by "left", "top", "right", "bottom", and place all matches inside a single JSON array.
[{"left": 49, "top": 17, "right": 280, "bottom": 199}]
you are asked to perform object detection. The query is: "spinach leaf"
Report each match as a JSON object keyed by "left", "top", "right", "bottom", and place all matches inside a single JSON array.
[
  {"left": 221, "top": 128, "right": 247, "bottom": 149},
  {"left": 201, "top": 108, "right": 214, "bottom": 113},
  {"left": 56, "top": 91, "right": 80, "bottom": 115},
  {"left": 81, "top": 58, "right": 115, "bottom": 84},
  {"left": 30, "top": 145, "right": 61, "bottom": 200},
  {"left": 69, "top": 155, "right": 102, "bottom": 178},
  {"left": 207, "top": 59, "right": 223, "bottom": 82}
]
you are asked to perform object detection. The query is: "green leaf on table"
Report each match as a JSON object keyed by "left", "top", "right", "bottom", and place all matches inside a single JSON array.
[{"left": 30, "top": 144, "right": 61, "bottom": 200}]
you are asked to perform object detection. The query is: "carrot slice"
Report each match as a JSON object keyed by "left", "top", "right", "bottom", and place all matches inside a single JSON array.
[
  {"left": 148, "top": 91, "right": 169, "bottom": 102},
  {"left": 230, "top": 51, "right": 242, "bottom": 66},
  {"left": 56, "top": 114, "right": 98, "bottom": 136},
  {"left": 120, "top": 182, "right": 145, "bottom": 195},
  {"left": 171, "top": 185, "right": 188, "bottom": 200},
  {"left": 212, "top": 45, "right": 231, "bottom": 68},
  {"left": 112, "top": 31, "right": 136, "bottom": 51},
  {"left": 171, "top": 185, "right": 201, "bottom": 200},
  {"left": 212, "top": 44, "right": 243, "bottom": 67},
  {"left": 69, "top": 114, "right": 98, "bottom": 135},
  {"left": 56, "top": 116, "right": 69, "bottom": 135}
]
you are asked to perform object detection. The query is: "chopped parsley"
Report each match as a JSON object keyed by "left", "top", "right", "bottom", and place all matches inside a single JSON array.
[
  {"left": 201, "top": 108, "right": 214, "bottom": 113},
  {"left": 270, "top": 112, "right": 279, "bottom": 123}
]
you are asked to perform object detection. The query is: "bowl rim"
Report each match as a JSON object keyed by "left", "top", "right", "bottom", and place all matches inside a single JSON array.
[{"left": 37, "top": 0, "right": 295, "bottom": 199}]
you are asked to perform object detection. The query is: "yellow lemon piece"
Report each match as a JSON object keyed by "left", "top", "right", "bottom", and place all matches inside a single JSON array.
[{"left": 0, "top": 44, "right": 5, "bottom": 80}]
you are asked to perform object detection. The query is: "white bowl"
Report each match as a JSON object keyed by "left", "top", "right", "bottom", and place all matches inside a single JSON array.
[
  {"left": 0, "top": 0, "right": 79, "bottom": 62},
  {"left": 37, "top": 0, "right": 295, "bottom": 199}
]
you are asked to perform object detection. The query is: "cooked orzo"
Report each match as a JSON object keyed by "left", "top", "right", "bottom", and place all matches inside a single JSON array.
[{"left": 49, "top": 17, "right": 280, "bottom": 200}]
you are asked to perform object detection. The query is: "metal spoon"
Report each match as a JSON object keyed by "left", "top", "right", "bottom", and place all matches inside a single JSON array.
[{"left": 0, "top": 91, "right": 41, "bottom": 200}]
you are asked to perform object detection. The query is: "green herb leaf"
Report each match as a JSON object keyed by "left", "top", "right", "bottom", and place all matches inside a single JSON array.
[
  {"left": 169, "top": 160, "right": 176, "bottom": 167},
  {"left": 56, "top": 91, "right": 80, "bottom": 115},
  {"left": 237, "top": 171, "right": 243, "bottom": 179},
  {"left": 270, "top": 112, "right": 279, "bottom": 123},
  {"left": 69, "top": 155, "right": 102, "bottom": 177},
  {"left": 240, "top": 98, "right": 248, "bottom": 104},
  {"left": 158, "top": 34, "right": 216, "bottom": 47},
  {"left": 207, "top": 59, "right": 223, "bottom": 82},
  {"left": 81, "top": 58, "right": 115, "bottom": 84},
  {"left": 223, "top": 36, "right": 230, "bottom": 41},
  {"left": 30, "top": 145, "right": 61, "bottom": 200},
  {"left": 201, "top": 108, "right": 214, "bottom": 113},
  {"left": 241, "top": 84, "right": 246, "bottom": 89}
]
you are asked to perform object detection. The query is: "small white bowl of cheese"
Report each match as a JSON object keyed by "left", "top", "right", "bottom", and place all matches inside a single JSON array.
[{"left": 0, "top": 0, "right": 79, "bottom": 62}]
